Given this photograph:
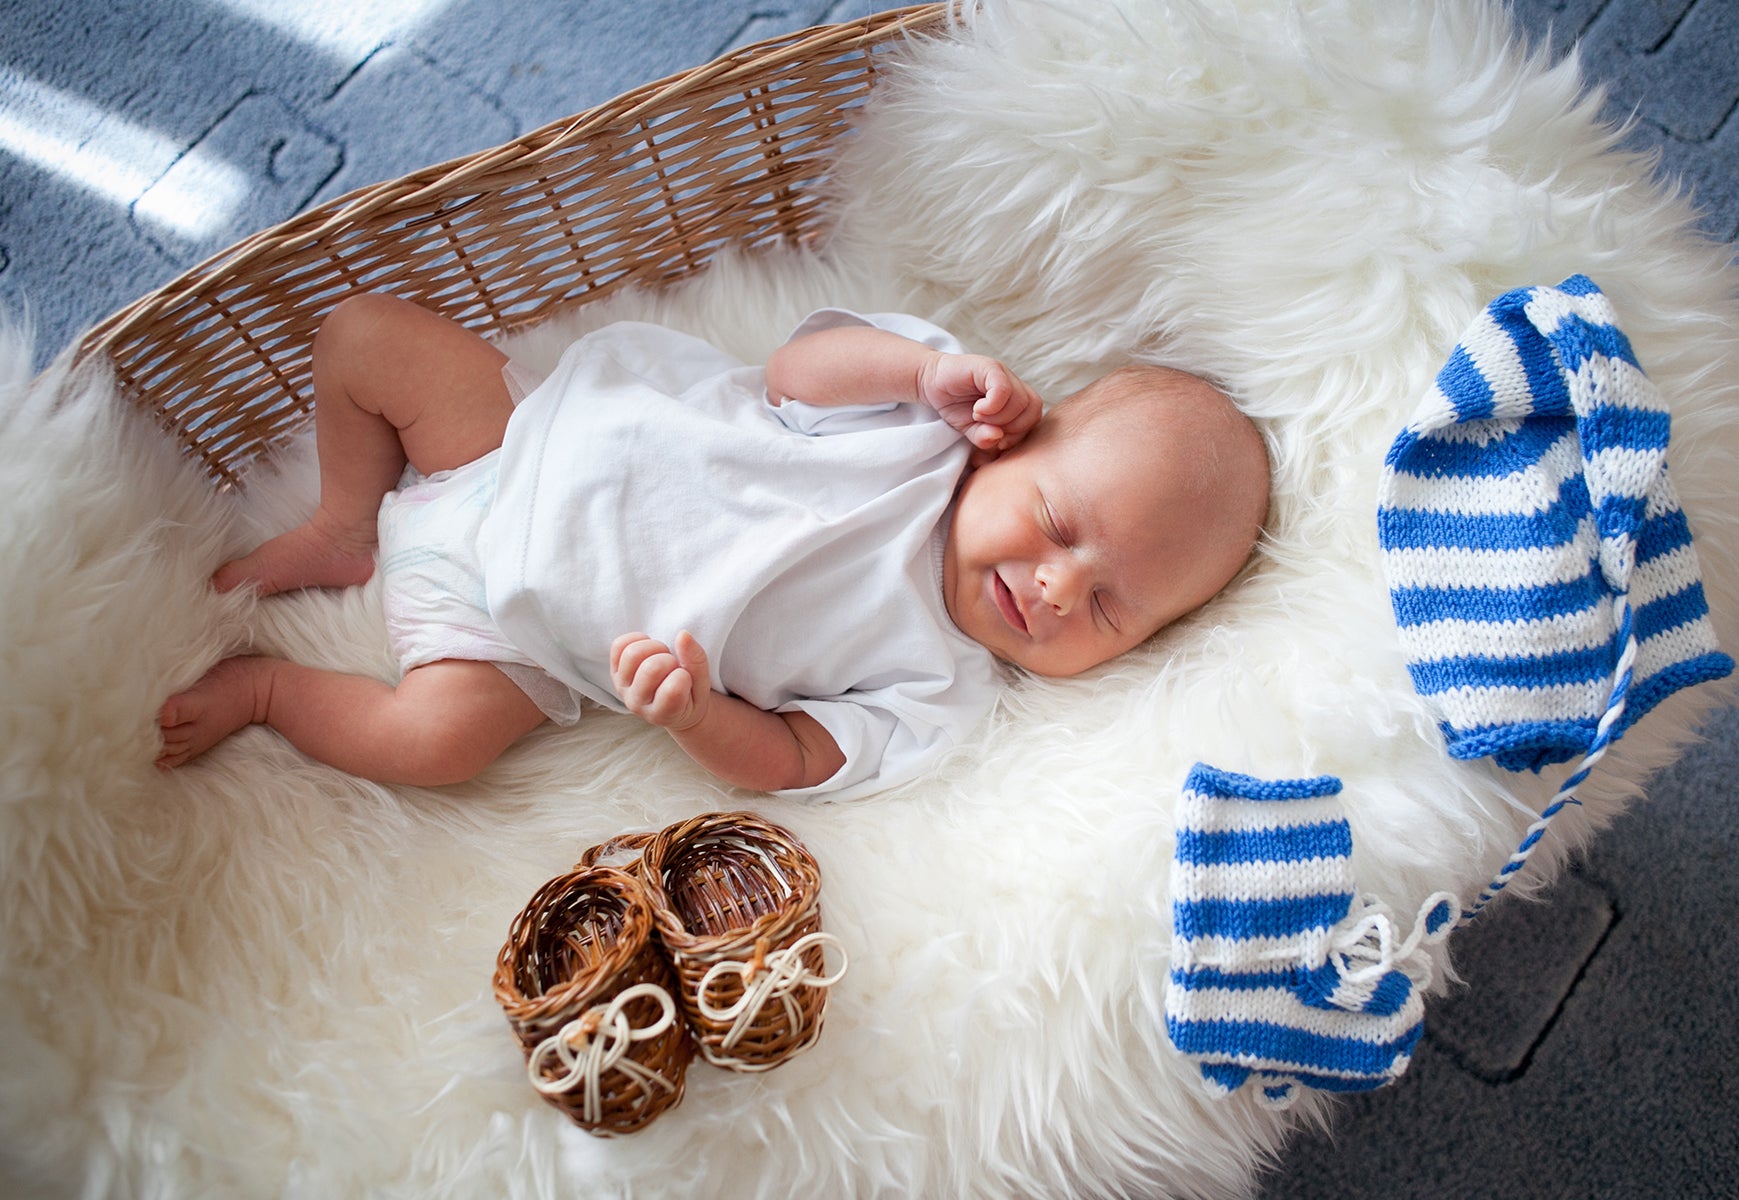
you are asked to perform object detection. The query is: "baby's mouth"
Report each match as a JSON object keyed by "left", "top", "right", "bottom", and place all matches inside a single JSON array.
[{"left": 993, "top": 572, "right": 1029, "bottom": 634}]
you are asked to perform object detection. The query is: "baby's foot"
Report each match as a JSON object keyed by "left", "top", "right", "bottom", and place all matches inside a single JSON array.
[
  {"left": 156, "top": 657, "right": 271, "bottom": 769},
  {"left": 213, "top": 513, "right": 376, "bottom": 596}
]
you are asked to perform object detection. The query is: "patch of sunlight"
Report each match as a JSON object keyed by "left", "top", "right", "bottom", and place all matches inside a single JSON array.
[
  {"left": 0, "top": 68, "right": 249, "bottom": 238},
  {"left": 213, "top": 0, "right": 454, "bottom": 58}
]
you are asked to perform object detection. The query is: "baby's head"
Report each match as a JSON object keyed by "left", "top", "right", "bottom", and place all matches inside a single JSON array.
[{"left": 943, "top": 364, "right": 1269, "bottom": 677}]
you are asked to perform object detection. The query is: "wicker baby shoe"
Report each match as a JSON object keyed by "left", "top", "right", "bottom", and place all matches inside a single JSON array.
[
  {"left": 493, "top": 860, "right": 695, "bottom": 1135},
  {"left": 638, "top": 811, "right": 847, "bottom": 1072}
]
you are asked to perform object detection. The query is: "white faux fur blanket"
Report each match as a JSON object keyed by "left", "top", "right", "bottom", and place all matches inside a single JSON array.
[{"left": 3, "top": 2, "right": 1736, "bottom": 1197}]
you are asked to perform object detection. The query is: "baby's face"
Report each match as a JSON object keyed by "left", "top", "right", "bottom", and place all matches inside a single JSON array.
[{"left": 942, "top": 374, "right": 1264, "bottom": 677}]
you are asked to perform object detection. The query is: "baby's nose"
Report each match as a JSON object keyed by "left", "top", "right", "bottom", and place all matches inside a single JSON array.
[{"left": 1036, "top": 560, "right": 1087, "bottom": 615}]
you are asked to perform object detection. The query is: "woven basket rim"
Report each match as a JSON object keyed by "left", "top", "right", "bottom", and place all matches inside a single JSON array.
[
  {"left": 637, "top": 811, "right": 824, "bottom": 959},
  {"left": 492, "top": 864, "right": 657, "bottom": 1024},
  {"left": 76, "top": 1, "right": 955, "bottom": 366}
]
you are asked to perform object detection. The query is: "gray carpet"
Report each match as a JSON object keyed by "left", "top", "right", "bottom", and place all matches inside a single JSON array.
[{"left": 3, "top": 2, "right": 1735, "bottom": 1196}]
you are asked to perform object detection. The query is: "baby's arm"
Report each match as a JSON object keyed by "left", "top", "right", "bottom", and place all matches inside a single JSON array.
[
  {"left": 609, "top": 632, "right": 845, "bottom": 792},
  {"left": 765, "top": 325, "right": 1042, "bottom": 458}
]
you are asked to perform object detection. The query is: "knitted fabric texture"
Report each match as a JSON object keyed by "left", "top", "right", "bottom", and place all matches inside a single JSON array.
[
  {"left": 1165, "top": 764, "right": 1453, "bottom": 1107},
  {"left": 1377, "top": 274, "right": 1731, "bottom": 773}
]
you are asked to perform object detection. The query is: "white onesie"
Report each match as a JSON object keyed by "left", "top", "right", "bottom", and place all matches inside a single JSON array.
[{"left": 378, "top": 309, "right": 1000, "bottom": 801}]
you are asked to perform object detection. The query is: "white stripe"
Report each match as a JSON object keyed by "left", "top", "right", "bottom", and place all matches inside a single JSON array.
[
  {"left": 1398, "top": 611, "right": 1614, "bottom": 663},
  {"left": 1632, "top": 543, "right": 1707, "bottom": 608},
  {"left": 1412, "top": 413, "right": 1526, "bottom": 444},
  {"left": 1165, "top": 984, "right": 1421, "bottom": 1044},
  {"left": 1463, "top": 311, "right": 1542, "bottom": 422},
  {"left": 1577, "top": 356, "right": 1666, "bottom": 415},
  {"left": 1523, "top": 286, "right": 1610, "bottom": 341},
  {"left": 1174, "top": 860, "right": 1356, "bottom": 906},
  {"left": 1381, "top": 519, "right": 1600, "bottom": 589},
  {"left": 0, "top": 69, "right": 247, "bottom": 237},
  {"left": 1645, "top": 475, "right": 1685, "bottom": 520},
  {"left": 1637, "top": 614, "right": 1723, "bottom": 675},
  {"left": 1433, "top": 678, "right": 1613, "bottom": 726},
  {"left": 1172, "top": 931, "right": 1333, "bottom": 972},
  {"left": 1178, "top": 795, "right": 1346, "bottom": 834},
  {"left": 1585, "top": 445, "right": 1667, "bottom": 503}
]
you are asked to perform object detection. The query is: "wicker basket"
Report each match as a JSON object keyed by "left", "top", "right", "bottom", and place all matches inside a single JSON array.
[
  {"left": 492, "top": 864, "right": 695, "bottom": 1135},
  {"left": 636, "top": 811, "right": 844, "bottom": 1072},
  {"left": 73, "top": 4, "right": 951, "bottom": 489}
]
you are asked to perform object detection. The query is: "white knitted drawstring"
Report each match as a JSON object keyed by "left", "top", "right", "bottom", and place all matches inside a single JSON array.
[
  {"left": 1325, "top": 891, "right": 1460, "bottom": 1003},
  {"left": 1266, "top": 889, "right": 1459, "bottom": 1010}
]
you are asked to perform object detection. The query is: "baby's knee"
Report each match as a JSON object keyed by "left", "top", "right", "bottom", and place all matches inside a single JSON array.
[
  {"left": 389, "top": 664, "right": 543, "bottom": 785},
  {"left": 315, "top": 292, "right": 415, "bottom": 365},
  {"left": 376, "top": 718, "right": 499, "bottom": 786}
]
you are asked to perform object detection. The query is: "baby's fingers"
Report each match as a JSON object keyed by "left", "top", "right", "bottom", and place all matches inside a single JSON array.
[
  {"left": 611, "top": 631, "right": 709, "bottom": 730},
  {"left": 646, "top": 667, "right": 698, "bottom": 726},
  {"left": 609, "top": 632, "right": 664, "bottom": 686},
  {"left": 610, "top": 631, "right": 653, "bottom": 674},
  {"left": 673, "top": 630, "right": 712, "bottom": 692}
]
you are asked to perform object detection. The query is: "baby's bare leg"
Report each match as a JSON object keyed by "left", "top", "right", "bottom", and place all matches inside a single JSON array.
[
  {"left": 157, "top": 657, "right": 547, "bottom": 786},
  {"left": 214, "top": 294, "right": 516, "bottom": 596}
]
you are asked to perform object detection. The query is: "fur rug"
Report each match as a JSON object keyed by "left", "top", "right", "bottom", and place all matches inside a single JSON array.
[{"left": 3, "top": 1, "right": 1736, "bottom": 1197}]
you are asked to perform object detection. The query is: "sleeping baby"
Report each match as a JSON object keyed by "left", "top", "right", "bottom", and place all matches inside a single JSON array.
[{"left": 156, "top": 293, "right": 1270, "bottom": 800}]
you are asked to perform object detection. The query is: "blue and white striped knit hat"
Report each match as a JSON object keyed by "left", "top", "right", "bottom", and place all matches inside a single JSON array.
[
  {"left": 1378, "top": 274, "right": 1731, "bottom": 773},
  {"left": 1166, "top": 765, "right": 1455, "bottom": 1107}
]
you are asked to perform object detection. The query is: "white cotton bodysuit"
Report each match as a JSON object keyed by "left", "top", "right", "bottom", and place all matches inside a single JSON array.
[{"left": 374, "top": 309, "right": 1000, "bottom": 801}]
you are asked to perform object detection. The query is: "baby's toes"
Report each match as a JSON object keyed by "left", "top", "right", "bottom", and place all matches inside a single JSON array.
[{"left": 157, "top": 689, "right": 203, "bottom": 731}]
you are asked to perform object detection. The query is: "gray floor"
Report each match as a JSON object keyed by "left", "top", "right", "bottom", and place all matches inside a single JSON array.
[{"left": 3, "top": 1, "right": 1736, "bottom": 1197}]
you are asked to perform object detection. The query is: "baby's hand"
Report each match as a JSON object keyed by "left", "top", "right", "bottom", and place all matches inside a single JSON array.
[
  {"left": 920, "top": 353, "right": 1044, "bottom": 462},
  {"left": 610, "top": 631, "right": 712, "bottom": 732}
]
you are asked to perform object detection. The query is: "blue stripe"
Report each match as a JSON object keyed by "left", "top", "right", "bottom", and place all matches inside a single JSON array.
[
  {"left": 1389, "top": 417, "right": 1572, "bottom": 479},
  {"left": 1196, "top": 1061, "right": 1253, "bottom": 1095},
  {"left": 1169, "top": 966, "right": 1299, "bottom": 993},
  {"left": 1491, "top": 295, "right": 1575, "bottom": 417},
  {"left": 1166, "top": 1016, "right": 1421, "bottom": 1078},
  {"left": 1208, "top": 1062, "right": 1412, "bottom": 1096},
  {"left": 1435, "top": 343, "right": 1493, "bottom": 421},
  {"left": 1425, "top": 898, "right": 1456, "bottom": 934},
  {"left": 1172, "top": 963, "right": 1418, "bottom": 1019},
  {"left": 1540, "top": 305, "right": 1642, "bottom": 377},
  {"left": 1175, "top": 820, "right": 1353, "bottom": 867},
  {"left": 1636, "top": 580, "right": 1716, "bottom": 642},
  {"left": 1439, "top": 717, "right": 1598, "bottom": 770},
  {"left": 1357, "top": 968, "right": 1414, "bottom": 1018},
  {"left": 1293, "top": 962, "right": 1414, "bottom": 1017},
  {"left": 1620, "top": 652, "right": 1735, "bottom": 738},
  {"left": 1466, "top": 280, "right": 1643, "bottom": 429},
  {"left": 1174, "top": 894, "right": 1353, "bottom": 942},
  {"left": 1378, "top": 473, "right": 1590, "bottom": 551},
  {"left": 1577, "top": 404, "right": 1670, "bottom": 456},
  {"left": 1637, "top": 505, "right": 1694, "bottom": 563},
  {"left": 1596, "top": 494, "right": 1651, "bottom": 544},
  {"left": 1182, "top": 763, "right": 1342, "bottom": 803},
  {"left": 1388, "top": 572, "right": 1603, "bottom": 628},
  {"left": 1406, "top": 639, "right": 1618, "bottom": 696}
]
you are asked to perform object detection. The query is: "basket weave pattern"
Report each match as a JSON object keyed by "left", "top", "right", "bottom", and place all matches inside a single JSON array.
[
  {"left": 639, "top": 812, "right": 839, "bottom": 1071},
  {"left": 492, "top": 865, "right": 695, "bottom": 1135},
  {"left": 497, "top": 812, "right": 842, "bottom": 1133},
  {"left": 75, "top": 4, "right": 949, "bottom": 488}
]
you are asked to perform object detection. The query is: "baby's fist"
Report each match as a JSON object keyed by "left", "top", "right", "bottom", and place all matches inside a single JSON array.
[
  {"left": 920, "top": 352, "right": 1043, "bottom": 461},
  {"left": 609, "top": 631, "right": 712, "bottom": 731}
]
